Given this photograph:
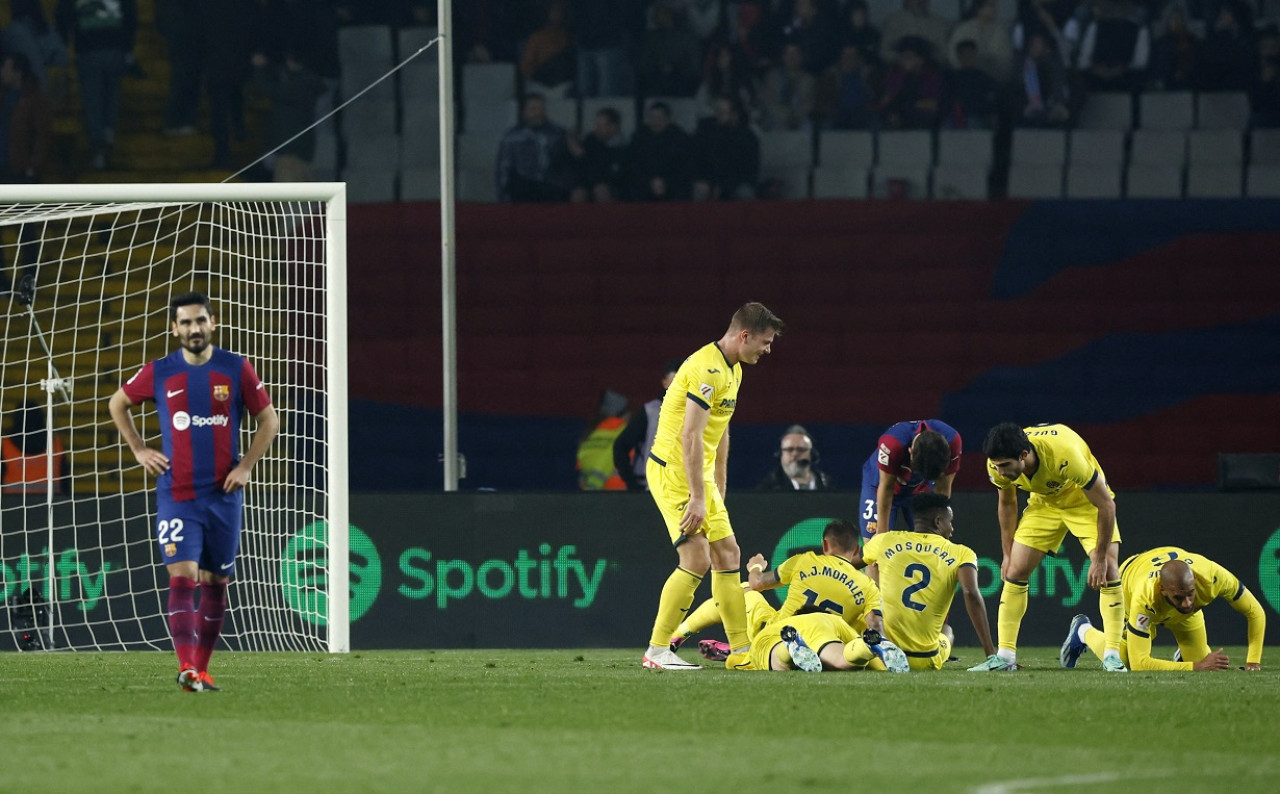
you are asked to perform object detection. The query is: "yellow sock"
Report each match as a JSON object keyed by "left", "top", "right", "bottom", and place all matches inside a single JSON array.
[
  {"left": 712, "top": 570, "right": 749, "bottom": 650},
  {"left": 1083, "top": 626, "right": 1107, "bottom": 661},
  {"left": 842, "top": 637, "right": 876, "bottom": 668},
  {"left": 1099, "top": 581, "right": 1124, "bottom": 653},
  {"left": 997, "top": 580, "right": 1030, "bottom": 655},
  {"left": 677, "top": 597, "right": 723, "bottom": 641},
  {"left": 648, "top": 568, "right": 703, "bottom": 648}
]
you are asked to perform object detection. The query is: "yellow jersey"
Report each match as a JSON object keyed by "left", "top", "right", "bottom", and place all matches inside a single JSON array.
[
  {"left": 862, "top": 531, "right": 978, "bottom": 655},
  {"left": 648, "top": 342, "right": 740, "bottom": 482},
  {"left": 773, "top": 551, "right": 881, "bottom": 632},
  {"left": 987, "top": 423, "right": 1112, "bottom": 510},
  {"left": 1121, "top": 546, "right": 1266, "bottom": 668}
]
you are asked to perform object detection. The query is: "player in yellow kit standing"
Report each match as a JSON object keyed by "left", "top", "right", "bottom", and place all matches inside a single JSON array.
[
  {"left": 641, "top": 302, "right": 785, "bottom": 671},
  {"left": 971, "top": 422, "right": 1127, "bottom": 672},
  {"left": 1060, "top": 547, "right": 1265, "bottom": 671},
  {"left": 862, "top": 493, "right": 997, "bottom": 670}
]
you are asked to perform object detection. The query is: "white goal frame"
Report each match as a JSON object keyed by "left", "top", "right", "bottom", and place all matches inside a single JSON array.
[{"left": 0, "top": 182, "right": 349, "bottom": 653}]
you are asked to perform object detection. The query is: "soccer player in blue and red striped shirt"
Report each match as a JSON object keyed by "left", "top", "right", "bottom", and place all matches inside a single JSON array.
[{"left": 109, "top": 292, "right": 279, "bottom": 692}]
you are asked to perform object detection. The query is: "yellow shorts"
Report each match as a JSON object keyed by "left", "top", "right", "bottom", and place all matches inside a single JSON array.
[
  {"left": 647, "top": 457, "right": 734, "bottom": 544},
  {"left": 750, "top": 613, "right": 856, "bottom": 671},
  {"left": 902, "top": 633, "right": 952, "bottom": 671},
  {"left": 1014, "top": 501, "right": 1122, "bottom": 555},
  {"left": 745, "top": 590, "right": 778, "bottom": 643}
]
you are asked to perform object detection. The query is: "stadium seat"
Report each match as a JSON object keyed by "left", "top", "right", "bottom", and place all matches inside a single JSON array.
[
  {"left": 877, "top": 130, "right": 933, "bottom": 167},
  {"left": 1010, "top": 128, "right": 1067, "bottom": 165},
  {"left": 346, "top": 132, "right": 401, "bottom": 169},
  {"left": 1196, "top": 91, "right": 1250, "bottom": 130},
  {"left": 401, "top": 167, "right": 442, "bottom": 200},
  {"left": 339, "top": 25, "right": 394, "bottom": 67},
  {"left": 462, "top": 99, "right": 518, "bottom": 134},
  {"left": 398, "top": 26, "right": 438, "bottom": 60},
  {"left": 340, "top": 61, "right": 395, "bottom": 102},
  {"left": 1250, "top": 129, "right": 1280, "bottom": 164},
  {"left": 399, "top": 62, "right": 441, "bottom": 107},
  {"left": 1139, "top": 91, "right": 1195, "bottom": 130},
  {"left": 342, "top": 167, "right": 397, "bottom": 203},
  {"left": 312, "top": 132, "right": 338, "bottom": 180},
  {"left": 1188, "top": 130, "right": 1242, "bottom": 165},
  {"left": 866, "top": 0, "right": 899, "bottom": 25},
  {"left": 543, "top": 97, "right": 579, "bottom": 133},
  {"left": 760, "top": 130, "right": 814, "bottom": 168},
  {"left": 462, "top": 62, "right": 517, "bottom": 102},
  {"left": 644, "top": 97, "right": 700, "bottom": 133},
  {"left": 1068, "top": 129, "right": 1125, "bottom": 166},
  {"left": 870, "top": 165, "right": 930, "bottom": 198},
  {"left": 1076, "top": 93, "right": 1133, "bottom": 129},
  {"left": 1186, "top": 164, "right": 1243, "bottom": 197},
  {"left": 932, "top": 0, "right": 963, "bottom": 22},
  {"left": 1245, "top": 164, "right": 1280, "bottom": 197},
  {"left": 587, "top": 97, "right": 638, "bottom": 138},
  {"left": 936, "top": 129, "right": 993, "bottom": 168},
  {"left": 817, "top": 130, "right": 874, "bottom": 168},
  {"left": 931, "top": 165, "right": 988, "bottom": 199},
  {"left": 457, "top": 167, "right": 498, "bottom": 202},
  {"left": 400, "top": 119, "right": 441, "bottom": 167},
  {"left": 1129, "top": 130, "right": 1186, "bottom": 166},
  {"left": 759, "top": 166, "right": 812, "bottom": 198},
  {"left": 1006, "top": 163, "right": 1063, "bottom": 197},
  {"left": 340, "top": 98, "right": 396, "bottom": 138},
  {"left": 1125, "top": 163, "right": 1183, "bottom": 197},
  {"left": 456, "top": 132, "right": 503, "bottom": 170},
  {"left": 1065, "top": 164, "right": 1122, "bottom": 198},
  {"left": 811, "top": 166, "right": 870, "bottom": 198}
]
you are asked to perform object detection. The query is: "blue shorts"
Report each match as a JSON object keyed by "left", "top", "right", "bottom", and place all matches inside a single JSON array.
[
  {"left": 156, "top": 490, "right": 244, "bottom": 575},
  {"left": 858, "top": 457, "right": 934, "bottom": 542}
]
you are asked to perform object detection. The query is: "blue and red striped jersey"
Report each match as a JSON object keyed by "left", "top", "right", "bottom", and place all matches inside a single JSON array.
[
  {"left": 122, "top": 348, "right": 272, "bottom": 503},
  {"left": 869, "top": 419, "right": 963, "bottom": 494}
]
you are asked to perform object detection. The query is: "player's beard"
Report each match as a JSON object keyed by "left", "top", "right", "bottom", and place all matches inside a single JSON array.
[{"left": 181, "top": 334, "right": 209, "bottom": 355}]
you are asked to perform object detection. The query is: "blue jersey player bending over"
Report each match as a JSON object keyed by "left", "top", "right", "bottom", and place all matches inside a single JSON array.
[{"left": 109, "top": 292, "right": 279, "bottom": 692}]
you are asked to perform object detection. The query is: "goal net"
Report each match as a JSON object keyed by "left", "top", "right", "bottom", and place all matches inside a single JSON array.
[{"left": 0, "top": 183, "right": 348, "bottom": 654}]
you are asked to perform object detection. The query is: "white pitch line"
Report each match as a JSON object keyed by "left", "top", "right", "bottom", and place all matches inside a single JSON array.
[{"left": 973, "top": 771, "right": 1175, "bottom": 793}]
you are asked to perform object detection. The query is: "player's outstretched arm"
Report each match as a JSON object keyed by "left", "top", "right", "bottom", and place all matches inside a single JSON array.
[
  {"left": 107, "top": 388, "right": 170, "bottom": 475},
  {"left": 1082, "top": 478, "right": 1117, "bottom": 590},
  {"left": 678, "top": 398, "right": 711, "bottom": 536},
  {"left": 995, "top": 486, "right": 1019, "bottom": 580},
  {"left": 224, "top": 404, "right": 280, "bottom": 492},
  {"left": 958, "top": 564, "right": 997, "bottom": 657},
  {"left": 746, "top": 554, "right": 780, "bottom": 590},
  {"left": 1229, "top": 587, "right": 1266, "bottom": 670}
]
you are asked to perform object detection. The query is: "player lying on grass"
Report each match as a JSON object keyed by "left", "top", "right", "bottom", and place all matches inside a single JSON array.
[
  {"left": 669, "top": 519, "right": 888, "bottom": 661},
  {"left": 860, "top": 492, "right": 998, "bottom": 671},
  {"left": 1060, "top": 546, "right": 1265, "bottom": 672}
]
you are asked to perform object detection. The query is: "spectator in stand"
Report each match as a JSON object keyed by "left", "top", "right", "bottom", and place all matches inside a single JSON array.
[
  {"left": 1015, "top": 30, "right": 1071, "bottom": 126},
  {"left": 496, "top": 93, "right": 580, "bottom": 202},
  {"left": 577, "top": 389, "right": 630, "bottom": 491},
  {"left": 1, "top": 400, "right": 68, "bottom": 495},
  {"left": 251, "top": 49, "right": 325, "bottom": 182},
  {"left": 520, "top": 0, "right": 575, "bottom": 97},
  {"left": 1250, "top": 25, "right": 1280, "bottom": 127},
  {"left": 0, "top": 52, "right": 53, "bottom": 183},
  {"left": 875, "top": 35, "right": 943, "bottom": 129},
  {"left": 692, "top": 95, "right": 760, "bottom": 199},
  {"left": 573, "top": 106, "right": 629, "bottom": 202},
  {"left": 569, "top": 0, "right": 640, "bottom": 96},
  {"left": 156, "top": 0, "right": 202, "bottom": 136},
  {"left": 628, "top": 100, "right": 694, "bottom": 200},
  {"left": 879, "top": 0, "right": 953, "bottom": 67},
  {"left": 456, "top": 0, "right": 543, "bottom": 64},
  {"left": 815, "top": 43, "right": 875, "bottom": 129},
  {"left": 1013, "top": 0, "right": 1087, "bottom": 64},
  {"left": 842, "top": 1, "right": 883, "bottom": 67},
  {"left": 198, "top": 0, "right": 261, "bottom": 170},
  {"left": 55, "top": 0, "right": 137, "bottom": 170},
  {"left": 758, "top": 41, "right": 817, "bottom": 131},
  {"left": 948, "top": 0, "right": 1015, "bottom": 82},
  {"left": 636, "top": 3, "right": 702, "bottom": 97},
  {"left": 1199, "top": 0, "right": 1256, "bottom": 92},
  {"left": 612, "top": 359, "right": 681, "bottom": 491},
  {"left": 781, "top": 0, "right": 844, "bottom": 75},
  {"left": 941, "top": 39, "right": 1002, "bottom": 128},
  {"left": 666, "top": 0, "right": 723, "bottom": 43},
  {"left": 1, "top": 0, "right": 68, "bottom": 92},
  {"left": 727, "top": 0, "right": 768, "bottom": 69},
  {"left": 693, "top": 38, "right": 759, "bottom": 119},
  {"left": 1076, "top": 0, "right": 1150, "bottom": 93},
  {"left": 1148, "top": 2, "right": 1201, "bottom": 91},
  {"left": 756, "top": 425, "right": 836, "bottom": 490}
]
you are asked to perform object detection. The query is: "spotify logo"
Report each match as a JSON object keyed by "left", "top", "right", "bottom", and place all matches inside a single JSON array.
[
  {"left": 280, "top": 522, "right": 382, "bottom": 626},
  {"left": 1258, "top": 527, "right": 1280, "bottom": 614}
]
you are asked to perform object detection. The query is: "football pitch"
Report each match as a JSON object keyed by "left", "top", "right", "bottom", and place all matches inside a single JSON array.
[{"left": 2, "top": 647, "right": 1277, "bottom": 793}]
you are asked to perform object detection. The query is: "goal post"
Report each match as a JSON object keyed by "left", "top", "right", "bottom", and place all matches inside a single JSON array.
[{"left": 0, "top": 182, "right": 349, "bottom": 654}]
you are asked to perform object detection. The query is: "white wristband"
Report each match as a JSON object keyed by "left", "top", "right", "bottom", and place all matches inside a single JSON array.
[{"left": 747, "top": 563, "right": 765, "bottom": 573}]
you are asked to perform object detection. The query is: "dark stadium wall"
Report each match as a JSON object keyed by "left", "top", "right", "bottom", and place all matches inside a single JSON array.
[
  {"left": 342, "top": 491, "right": 1280, "bottom": 650},
  {"left": 345, "top": 200, "right": 1280, "bottom": 491}
]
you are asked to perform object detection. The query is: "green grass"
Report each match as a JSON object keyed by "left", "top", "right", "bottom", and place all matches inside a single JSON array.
[{"left": 2, "top": 648, "right": 1278, "bottom": 793}]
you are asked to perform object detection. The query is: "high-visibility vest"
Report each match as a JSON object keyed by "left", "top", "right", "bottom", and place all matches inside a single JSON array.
[
  {"left": 577, "top": 417, "right": 627, "bottom": 491},
  {"left": 1, "top": 436, "right": 65, "bottom": 493}
]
